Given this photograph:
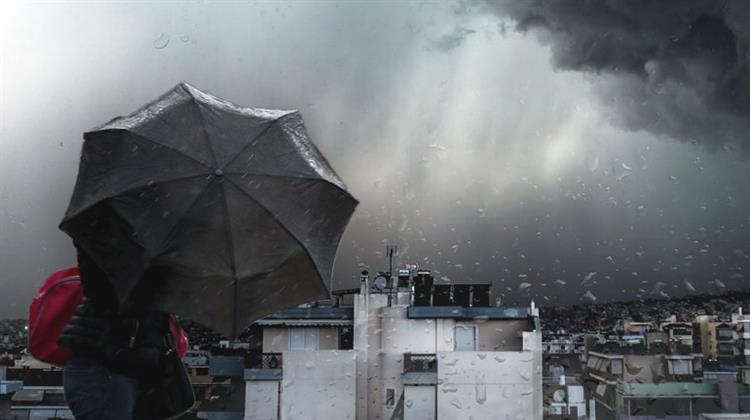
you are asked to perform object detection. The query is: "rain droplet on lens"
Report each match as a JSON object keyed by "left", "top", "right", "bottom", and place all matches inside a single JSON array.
[
  {"left": 153, "top": 33, "right": 170, "bottom": 49},
  {"left": 583, "top": 290, "right": 597, "bottom": 301}
]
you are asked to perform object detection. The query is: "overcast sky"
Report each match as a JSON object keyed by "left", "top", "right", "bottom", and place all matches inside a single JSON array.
[{"left": 1, "top": 1, "right": 749, "bottom": 319}]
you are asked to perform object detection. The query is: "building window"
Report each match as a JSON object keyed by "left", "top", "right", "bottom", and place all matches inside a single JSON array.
[
  {"left": 610, "top": 359, "right": 623, "bottom": 375},
  {"left": 668, "top": 359, "right": 692, "bottom": 376},
  {"left": 717, "top": 328, "right": 734, "bottom": 340},
  {"left": 338, "top": 327, "right": 353, "bottom": 350},
  {"left": 718, "top": 342, "right": 734, "bottom": 355},
  {"left": 693, "top": 357, "right": 702, "bottom": 372},
  {"left": 586, "top": 356, "right": 599, "bottom": 370},
  {"left": 385, "top": 388, "right": 395, "bottom": 407},
  {"left": 455, "top": 325, "right": 477, "bottom": 351},
  {"left": 289, "top": 328, "right": 319, "bottom": 351}
]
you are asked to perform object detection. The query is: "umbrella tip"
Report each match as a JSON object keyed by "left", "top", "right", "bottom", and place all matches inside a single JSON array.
[{"left": 176, "top": 81, "right": 199, "bottom": 95}]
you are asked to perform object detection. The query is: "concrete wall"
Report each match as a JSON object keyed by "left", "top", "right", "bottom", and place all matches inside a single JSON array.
[
  {"left": 263, "top": 328, "right": 288, "bottom": 353},
  {"left": 262, "top": 327, "right": 339, "bottom": 352},
  {"left": 280, "top": 350, "right": 356, "bottom": 420},
  {"left": 319, "top": 327, "right": 339, "bottom": 350},
  {"left": 354, "top": 293, "right": 388, "bottom": 420},
  {"left": 380, "top": 307, "right": 441, "bottom": 353},
  {"left": 404, "top": 385, "right": 436, "bottom": 420},
  {"left": 378, "top": 306, "right": 449, "bottom": 420},
  {"left": 436, "top": 348, "right": 542, "bottom": 420},
  {"left": 245, "top": 381, "right": 279, "bottom": 420}
]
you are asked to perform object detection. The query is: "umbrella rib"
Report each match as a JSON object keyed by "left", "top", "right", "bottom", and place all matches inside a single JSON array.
[
  {"left": 220, "top": 117, "right": 282, "bottom": 170},
  {"left": 121, "top": 130, "right": 213, "bottom": 170},
  {"left": 226, "top": 173, "right": 358, "bottom": 203},
  {"left": 62, "top": 173, "right": 213, "bottom": 223},
  {"left": 191, "top": 98, "right": 219, "bottom": 168},
  {"left": 216, "top": 179, "right": 241, "bottom": 338},
  {"left": 223, "top": 176, "right": 325, "bottom": 287}
]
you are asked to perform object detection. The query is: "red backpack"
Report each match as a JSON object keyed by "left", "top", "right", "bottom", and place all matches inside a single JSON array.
[{"left": 29, "top": 267, "right": 188, "bottom": 367}]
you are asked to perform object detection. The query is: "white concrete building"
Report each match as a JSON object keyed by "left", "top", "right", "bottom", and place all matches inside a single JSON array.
[{"left": 243, "top": 270, "right": 543, "bottom": 420}]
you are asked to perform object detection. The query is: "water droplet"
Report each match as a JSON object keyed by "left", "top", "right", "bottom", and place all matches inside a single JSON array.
[
  {"left": 153, "top": 33, "right": 170, "bottom": 49},
  {"left": 684, "top": 280, "right": 696, "bottom": 292},
  {"left": 616, "top": 171, "right": 632, "bottom": 181},
  {"left": 441, "top": 384, "right": 458, "bottom": 393},
  {"left": 475, "top": 373, "right": 487, "bottom": 405},
  {"left": 583, "top": 290, "right": 597, "bottom": 301}
]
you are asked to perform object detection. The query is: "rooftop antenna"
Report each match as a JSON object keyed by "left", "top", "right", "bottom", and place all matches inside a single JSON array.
[
  {"left": 386, "top": 245, "right": 398, "bottom": 305},
  {"left": 386, "top": 245, "right": 398, "bottom": 282}
]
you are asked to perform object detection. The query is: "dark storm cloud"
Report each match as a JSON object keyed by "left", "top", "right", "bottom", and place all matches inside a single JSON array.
[{"left": 486, "top": 1, "right": 750, "bottom": 153}]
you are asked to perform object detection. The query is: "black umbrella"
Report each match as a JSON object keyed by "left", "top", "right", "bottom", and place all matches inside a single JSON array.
[{"left": 60, "top": 82, "right": 358, "bottom": 338}]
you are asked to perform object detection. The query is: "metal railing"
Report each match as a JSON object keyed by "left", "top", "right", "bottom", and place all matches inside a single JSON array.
[
  {"left": 245, "top": 352, "right": 283, "bottom": 369},
  {"left": 403, "top": 353, "right": 437, "bottom": 373}
]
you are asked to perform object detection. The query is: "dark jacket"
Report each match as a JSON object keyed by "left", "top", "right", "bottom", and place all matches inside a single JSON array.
[{"left": 58, "top": 245, "right": 170, "bottom": 382}]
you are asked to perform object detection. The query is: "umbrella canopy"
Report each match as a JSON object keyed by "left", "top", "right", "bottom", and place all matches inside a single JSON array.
[{"left": 60, "top": 82, "right": 358, "bottom": 338}]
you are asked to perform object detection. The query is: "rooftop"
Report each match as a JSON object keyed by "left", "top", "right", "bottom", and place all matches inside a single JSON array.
[
  {"left": 259, "top": 307, "right": 353, "bottom": 320},
  {"left": 407, "top": 305, "right": 531, "bottom": 320}
]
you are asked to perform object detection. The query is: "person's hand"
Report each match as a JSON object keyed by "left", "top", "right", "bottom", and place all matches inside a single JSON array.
[{"left": 58, "top": 299, "right": 120, "bottom": 358}]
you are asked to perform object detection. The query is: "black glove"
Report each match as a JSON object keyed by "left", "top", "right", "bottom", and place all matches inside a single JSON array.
[
  {"left": 58, "top": 298, "right": 122, "bottom": 360},
  {"left": 60, "top": 300, "right": 166, "bottom": 381}
]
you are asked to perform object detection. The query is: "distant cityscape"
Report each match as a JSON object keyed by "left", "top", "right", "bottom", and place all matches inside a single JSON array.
[
  {"left": 2, "top": 273, "right": 750, "bottom": 419},
  {"left": 4, "top": 289, "right": 749, "bottom": 355},
  {"left": 541, "top": 289, "right": 750, "bottom": 335}
]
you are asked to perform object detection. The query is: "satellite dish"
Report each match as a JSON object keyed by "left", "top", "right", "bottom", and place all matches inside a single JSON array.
[
  {"left": 552, "top": 389, "right": 566, "bottom": 403},
  {"left": 371, "top": 274, "right": 387, "bottom": 291}
]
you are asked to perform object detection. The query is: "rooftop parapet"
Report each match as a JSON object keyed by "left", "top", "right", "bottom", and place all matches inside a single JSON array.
[{"left": 407, "top": 306, "right": 531, "bottom": 320}]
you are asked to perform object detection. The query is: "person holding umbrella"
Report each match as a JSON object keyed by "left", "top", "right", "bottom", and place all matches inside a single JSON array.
[
  {"left": 58, "top": 245, "right": 183, "bottom": 420},
  {"left": 58, "top": 82, "right": 358, "bottom": 419}
]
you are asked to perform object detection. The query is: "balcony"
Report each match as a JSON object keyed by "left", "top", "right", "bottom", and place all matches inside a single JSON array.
[
  {"left": 402, "top": 353, "right": 437, "bottom": 385},
  {"left": 404, "top": 353, "right": 437, "bottom": 372},
  {"left": 244, "top": 353, "right": 283, "bottom": 381},
  {"left": 246, "top": 352, "right": 283, "bottom": 369}
]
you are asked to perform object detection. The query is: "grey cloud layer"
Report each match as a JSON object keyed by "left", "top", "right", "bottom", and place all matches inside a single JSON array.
[{"left": 1, "top": 2, "right": 749, "bottom": 319}]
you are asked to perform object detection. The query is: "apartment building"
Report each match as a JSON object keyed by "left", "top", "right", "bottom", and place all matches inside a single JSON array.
[{"left": 243, "top": 269, "right": 543, "bottom": 420}]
